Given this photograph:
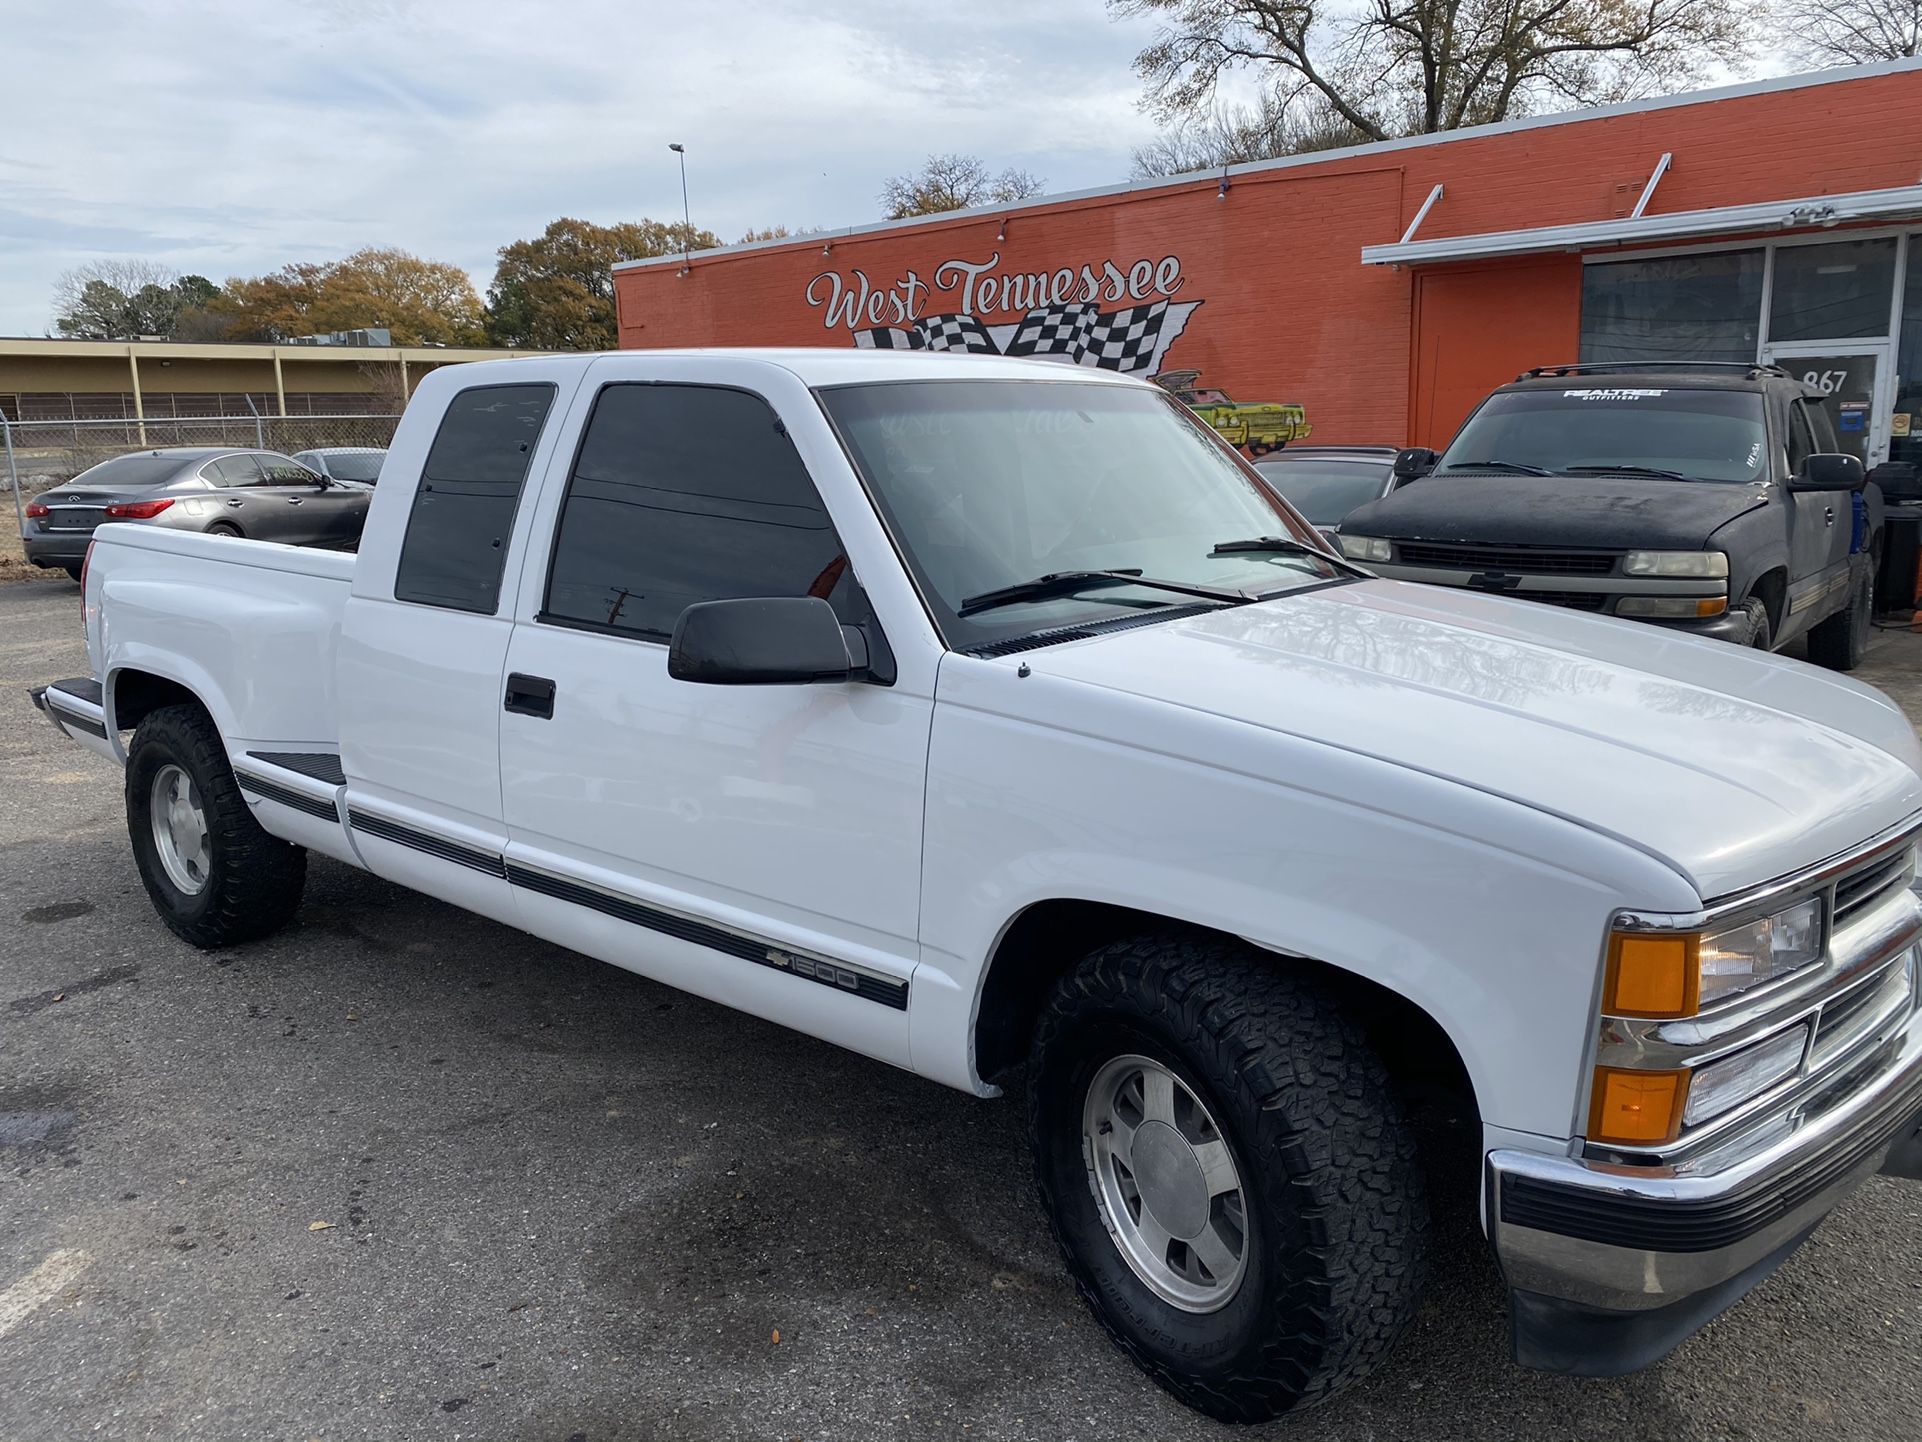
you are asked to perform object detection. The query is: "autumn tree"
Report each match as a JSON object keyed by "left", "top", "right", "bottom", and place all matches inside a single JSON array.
[
  {"left": 1110, "top": 0, "right": 1750, "bottom": 145},
  {"left": 52, "top": 261, "right": 224, "bottom": 339},
  {"left": 878, "top": 154, "right": 1045, "bottom": 219},
  {"left": 1776, "top": 0, "right": 1919, "bottom": 63},
  {"left": 485, "top": 217, "right": 723, "bottom": 350},
  {"left": 213, "top": 247, "right": 486, "bottom": 346}
]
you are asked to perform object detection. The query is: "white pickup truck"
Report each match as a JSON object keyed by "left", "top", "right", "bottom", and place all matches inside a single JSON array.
[{"left": 32, "top": 350, "right": 1922, "bottom": 1420}]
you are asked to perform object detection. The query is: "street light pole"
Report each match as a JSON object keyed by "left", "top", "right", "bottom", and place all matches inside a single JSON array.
[{"left": 669, "top": 143, "right": 691, "bottom": 275}]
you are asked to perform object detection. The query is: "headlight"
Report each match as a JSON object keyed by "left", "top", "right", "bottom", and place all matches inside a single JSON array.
[
  {"left": 1605, "top": 897, "right": 1823, "bottom": 1019},
  {"left": 1623, "top": 550, "right": 1729, "bottom": 578},
  {"left": 1614, "top": 596, "right": 1728, "bottom": 618},
  {"left": 1338, "top": 534, "right": 1391, "bottom": 562}
]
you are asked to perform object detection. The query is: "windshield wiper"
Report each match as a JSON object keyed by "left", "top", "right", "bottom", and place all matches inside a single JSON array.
[
  {"left": 1439, "top": 458, "right": 1553, "bottom": 475},
  {"left": 1210, "top": 535, "right": 1374, "bottom": 579},
  {"left": 1564, "top": 464, "right": 1695, "bottom": 482},
  {"left": 958, "top": 569, "right": 1250, "bottom": 617}
]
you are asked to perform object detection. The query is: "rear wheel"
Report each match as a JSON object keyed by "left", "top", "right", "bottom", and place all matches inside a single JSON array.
[
  {"left": 1807, "top": 562, "right": 1872, "bottom": 671},
  {"left": 126, "top": 704, "right": 305, "bottom": 948},
  {"left": 1029, "top": 934, "right": 1427, "bottom": 1421},
  {"left": 206, "top": 522, "right": 242, "bottom": 538}
]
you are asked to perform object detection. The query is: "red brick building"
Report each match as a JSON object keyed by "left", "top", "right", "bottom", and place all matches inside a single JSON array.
[{"left": 615, "top": 61, "right": 1922, "bottom": 468}]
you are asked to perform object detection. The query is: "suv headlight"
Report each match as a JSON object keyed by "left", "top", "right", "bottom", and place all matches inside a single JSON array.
[
  {"left": 1623, "top": 550, "right": 1729, "bottom": 578},
  {"left": 1338, "top": 534, "right": 1391, "bottom": 562},
  {"left": 1605, "top": 897, "right": 1823, "bottom": 1019}
]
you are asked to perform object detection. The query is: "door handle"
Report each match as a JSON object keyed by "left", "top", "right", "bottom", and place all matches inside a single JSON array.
[
  {"left": 504, "top": 673, "right": 556, "bottom": 719},
  {"left": 226, "top": 498, "right": 243, "bottom": 508},
  {"left": 1824, "top": 505, "right": 1835, "bottom": 526},
  {"left": 286, "top": 496, "right": 304, "bottom": 506}
]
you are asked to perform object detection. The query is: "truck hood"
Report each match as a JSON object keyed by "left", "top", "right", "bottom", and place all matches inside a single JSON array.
[
  {"left": 1035, "top": 580, "right": 1922, "bottom": 899},
  {"left": 1344, "top": 473, "right": 1769, "bottom": 549}
]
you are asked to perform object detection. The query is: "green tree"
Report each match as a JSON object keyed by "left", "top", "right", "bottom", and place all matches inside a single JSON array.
[
  {"left": 485, "top": 217, "right": 723, "bottom": 350},
  {"left": 878, "top": 154, "right": 1045, "bottom": 219},
  {"left": 1110, "top": 0, "right": 1749, "bottom": 145},
  {"left": 52, "top": 262, "right": 226, "bottom": 339}
]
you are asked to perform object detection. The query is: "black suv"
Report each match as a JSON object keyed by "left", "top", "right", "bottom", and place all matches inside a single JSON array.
[{"left": 1339, "top": 363, "right": 1880, "bottom": 670}]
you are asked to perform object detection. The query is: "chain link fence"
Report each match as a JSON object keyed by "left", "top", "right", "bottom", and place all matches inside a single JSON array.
[{"left": 3, "top": 412, "right": 402, "bottom": 493}]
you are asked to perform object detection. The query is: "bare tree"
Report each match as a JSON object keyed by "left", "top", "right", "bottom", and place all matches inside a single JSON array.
[
  {"left": 1109, "top": 0, "right": 1751, "bottom": 143},
  {"left": 51, "top": 258, "right": 181, "bottom": 337},
  {"left": 1777, "top": 0, "right": 1920, "bottom": 63},
  {"left": 1131, "top": 92, "right": 1372, "bottom": 175},
  {"left": 879, "top": 154, "right": 1046, "bottom": 219}
]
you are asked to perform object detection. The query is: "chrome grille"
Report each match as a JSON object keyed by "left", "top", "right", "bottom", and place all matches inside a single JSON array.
[
  {"left": 1810, "top": 957, "right": 1912, "bottom": 1069},
  {"left": 1835, "top": 848, "right": 1915, "bottom": 926}
]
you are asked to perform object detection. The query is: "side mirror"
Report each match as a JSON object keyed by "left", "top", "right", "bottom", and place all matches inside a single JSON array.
[
  {"left": 1392, "top": 446, "right": 1438, "bottom": 481},
  {"left": 1793, "top": 452, "right": 1866, "bottom": 492},
  {"left": 668, "top": 596, "right": 853, "bottom": 685}
]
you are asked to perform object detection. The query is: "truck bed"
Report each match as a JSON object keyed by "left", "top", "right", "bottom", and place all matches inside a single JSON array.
[{"left": 83, "top": 523, "right": 355, "bottom": 761}]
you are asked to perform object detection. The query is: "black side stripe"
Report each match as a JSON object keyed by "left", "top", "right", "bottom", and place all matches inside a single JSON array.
[
  {"left": 506, "top": 863, "right": 910, "bottom": 1011},
  {"left": 236, "top": 772, "right": 338, "bottom": 822},
  {"left": 248, "top": 750, "right": 346, "bottom": 787},
  {"left": 49, "top": 705, "right": 108, "bottom": 739},
  {"left": 347, "top": 809, "right": 508, "bottom": 878}
]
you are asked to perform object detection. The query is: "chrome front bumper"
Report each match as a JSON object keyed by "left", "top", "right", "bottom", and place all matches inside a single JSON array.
[{"left": 1490, "top": 998, "right": 1922, "bottom": 1373}]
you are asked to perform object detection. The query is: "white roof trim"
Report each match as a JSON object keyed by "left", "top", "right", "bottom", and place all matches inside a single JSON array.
[
  {"left": 1359, "top": 183, "right": 1922, "bottom": 266},
  {"left": 614, "top": 58, "right": 1922, "bottom": 276}
]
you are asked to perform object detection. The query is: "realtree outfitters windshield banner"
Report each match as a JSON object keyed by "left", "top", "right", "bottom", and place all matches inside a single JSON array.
[{"left": 805, "top": 250, "right": 1202, "bottom": 377}]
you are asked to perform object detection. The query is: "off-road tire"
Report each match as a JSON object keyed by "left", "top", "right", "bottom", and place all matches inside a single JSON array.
[
  {"left": 1028, "top": 933, "right": 1427, "bottom": 1421},
  {"left": 126, "top": 703, "right": 305, "bottom": 948},
  {"left": 1736, "top": 596, "right": 1772, "bottom": 650},
  {"left": 1806, "top": 561, "right": 1872, "bottom": 672}
]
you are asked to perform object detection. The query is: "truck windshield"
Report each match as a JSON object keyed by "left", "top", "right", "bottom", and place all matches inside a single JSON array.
[
  {"left": 819, "top": 380, "right": 1338, "bottom": 650},
  {"left": 69, "top": 453, "right": 185, "bottom": 488},
  {"left": 1439, "top": 388, "right": 1769, "bottom": 483}
]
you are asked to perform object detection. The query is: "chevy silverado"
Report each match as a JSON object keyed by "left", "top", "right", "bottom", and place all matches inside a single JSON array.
[{"left": 32, "top": 350, "right": 1922, "bottom": 1420}]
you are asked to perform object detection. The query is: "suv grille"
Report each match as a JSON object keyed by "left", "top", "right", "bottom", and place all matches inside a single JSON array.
[
  {"left": 1834, "top": 848, "right": 1915, "bottom": 926},
  {"left": 1395, "top": 541, "right": 1619, "bottom": 576}
]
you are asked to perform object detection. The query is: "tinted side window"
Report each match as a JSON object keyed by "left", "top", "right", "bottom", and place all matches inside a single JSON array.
[
  {"left": 394, "top": 384, "right": 556, "bottom": 613},
  {"left": 1785, "top": 402, "right": 1814, "bottom": 475},
  {"left": 212, "top": 455, "right": 265, "bottom": 487},
  {"left": 259, "top": 455, "right": 320, "bottom": 484},
  {"left": 544, "top": 384, "right": 852, "bottom": 640}
]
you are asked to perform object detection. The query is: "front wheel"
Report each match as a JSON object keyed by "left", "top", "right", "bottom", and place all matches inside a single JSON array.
[
  {"left": 1806, "top": 561, "right": 1872, "bottom": 671},
  {"left": 126, "top": 703, "right": 306, "bottom": 948},
  {"left": 1028, "top": 935, "right": 1427, "bottom": 1421}
]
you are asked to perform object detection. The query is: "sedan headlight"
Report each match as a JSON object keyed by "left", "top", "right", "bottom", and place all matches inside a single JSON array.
[
  {"left": 1338, "top": 534, "right": 1391, "bottom": 562},
  {"left": 1623, "top": 550, "right": 1729, "bottom": 578},
  {"left": 1605, "top": 897, "right": 1824, "bottom": 1019}
]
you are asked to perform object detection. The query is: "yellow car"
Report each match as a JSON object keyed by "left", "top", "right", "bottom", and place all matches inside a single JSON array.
[{"left": 1156, "top": 370, "right": 1312, "bottom": 456}]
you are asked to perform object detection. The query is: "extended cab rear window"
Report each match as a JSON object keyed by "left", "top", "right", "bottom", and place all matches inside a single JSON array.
[{"left": 394, "top": 384, "right": 556, "bottom": 613}]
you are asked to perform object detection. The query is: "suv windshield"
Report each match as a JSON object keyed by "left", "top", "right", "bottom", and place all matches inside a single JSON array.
[
  {"left": 820, "top": 380, "right": 1339, "bottom": 649},
  {"left": 1439, "top": 387, "right": 1768, "bottom": 483},
  {"left": 69, "top": 453, "right": 185, "bottom": 488}
]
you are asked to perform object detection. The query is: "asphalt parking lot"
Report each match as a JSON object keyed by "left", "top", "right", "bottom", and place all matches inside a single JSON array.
[{"left": 4, "top": 575, "right": 1921, "bottom": 1442}]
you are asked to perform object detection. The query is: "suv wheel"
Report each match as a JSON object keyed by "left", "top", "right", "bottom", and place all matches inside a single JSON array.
[
  {"left": 1736, "top": 597, "right": 1772, "bottom": 650},
  {"left": 1806, "top": 562, "right": 1872, "bottom": 672},
  {"left": 1028, "top": 934, "right": 1426, "bottom": 1421},
  {"left": 126, "top": 703, "right": 306, "bottom": 948}
]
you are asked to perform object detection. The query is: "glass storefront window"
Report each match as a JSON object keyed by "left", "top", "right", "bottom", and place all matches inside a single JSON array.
[
  {"left": 1767, "top": 237, "right": 1898, "bottom": 342},
  {"left": 1894, "top": 242, "right": 1922, "bottom": 468},
  {"left": 1580, "top": 250, "right": 1762, "bottom": 363}
]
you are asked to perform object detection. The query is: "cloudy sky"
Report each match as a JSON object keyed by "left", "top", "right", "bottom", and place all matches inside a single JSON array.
[{"left": 0, "top": 0, "right": 1183, "bottom": 335}]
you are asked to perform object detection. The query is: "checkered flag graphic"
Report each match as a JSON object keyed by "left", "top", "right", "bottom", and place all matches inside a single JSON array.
[
  {"left": 1083, "top": 301, "right": 1171, "bottom": 373},
  {"left": 913, "top": 313, "right": 999, "bottom": 353},
  {"left": 1004, "top": 303, "right": 1098, "bottom": 360},
  {"left": 854, "top": 326, "right": 925, "bottom": 350}
]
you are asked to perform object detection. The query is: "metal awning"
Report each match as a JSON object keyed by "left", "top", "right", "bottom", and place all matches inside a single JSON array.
[{"left": 1360, "top": 183, "right": 1922, "bottom": 267}]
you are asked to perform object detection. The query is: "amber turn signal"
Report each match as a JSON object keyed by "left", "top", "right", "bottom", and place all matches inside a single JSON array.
[
  {"left": 1589, "top": 1065, "right": 1689, "bottom": 1146},
  {"left": 1604, "top": 932, "right": 1700, "bottom": 1019}
]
